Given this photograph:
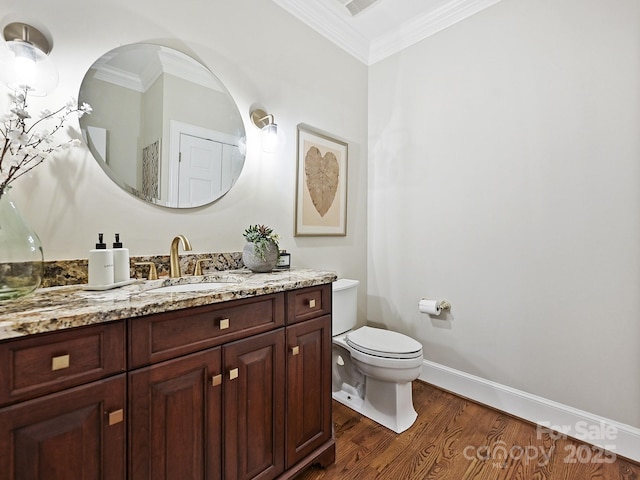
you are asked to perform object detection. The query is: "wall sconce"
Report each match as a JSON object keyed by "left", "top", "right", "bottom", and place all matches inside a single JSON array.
[
  {"left": 250, "top": 108, "right": 279, "bottom": 153},
  {"left": 0, "top": 23, "right": 58, "bottom": 96}
]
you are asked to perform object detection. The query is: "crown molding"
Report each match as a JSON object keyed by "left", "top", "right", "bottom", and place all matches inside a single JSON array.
[
  {"left": 271, "top": 0, "right": 371, "bottom": 63},
  {"left": 369, "top": 0, "right": 503, "bottom": 64},
  {"left": 271, "top": 0, "right": 503, "bottom": 65}
]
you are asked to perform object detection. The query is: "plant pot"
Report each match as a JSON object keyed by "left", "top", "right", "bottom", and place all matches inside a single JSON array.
[{"left": 242, "top": 240, "right": 279, "bottom": 273}]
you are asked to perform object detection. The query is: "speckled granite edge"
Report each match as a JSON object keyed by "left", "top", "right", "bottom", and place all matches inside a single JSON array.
[
  {"left": 0, "top": 268, "right": 337, "bottom": 341},
  {"left": 42, "top": 252, "right": 244, "bottom": 287}
]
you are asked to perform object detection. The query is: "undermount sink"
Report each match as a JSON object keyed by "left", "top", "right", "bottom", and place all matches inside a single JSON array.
[
  {"left": 151, "top": 282, "right": 237, "bottom": 293},
  {"left": 145, "top": 272, "right": 248, "bottom": 294}
]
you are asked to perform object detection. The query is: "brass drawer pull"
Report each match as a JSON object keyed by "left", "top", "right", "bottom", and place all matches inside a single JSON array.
[
  {"left": 219, "top": 318, "right": 230, "bottom": 330},
  {"left": 308, "top": 299, "right": 316, "bottom": 308},
  {"left": 51, "top": 354, "right": 70, "bottom": 371},
  {"left": 229, "top": 368, "right": 239, "bottom": 380},
  {"left": 107, "top": 409, "right": 124, "bottom": 426},
  {"left": 211, "top": 374, "right": 222, "bottom": 387},
  {"left": 291, "top": 346, "right": 300, "bottom": 356}
]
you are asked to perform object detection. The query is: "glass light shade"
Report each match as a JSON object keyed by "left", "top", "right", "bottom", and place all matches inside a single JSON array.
[
  {"left": 0, "top": 41, "right": 58, "bottom": 96},
  {"left": 261, "top": 123, "right": 279, "bottom": 153}
]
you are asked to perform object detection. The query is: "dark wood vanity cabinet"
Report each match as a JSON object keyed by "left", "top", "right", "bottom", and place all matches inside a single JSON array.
[
  {"left": 285, "top": 314, "right": 333, "bottom": 470},
  {"left": 129, "top": 286, "right": 334, "bottom": 480},
  {"left": 223, "top": 329, "right": 285, "bottom": 480},
  {"left": 129, "top": 329, "right": 286, "bottom": 480},
  {"left": 128, "top": 347, "right": 223, "bottom": 480},
  {"left": 0, "top": 375, "right": 126, "bottom": 480},
  {"left": 128, "top": 294, "right": 287, "bottom": 480},
  {"left": 0, "top": 282, "right": 334, "bottom": 480},
  {"left": 0, "top": 323, "right": 127, "bottom": 480}
]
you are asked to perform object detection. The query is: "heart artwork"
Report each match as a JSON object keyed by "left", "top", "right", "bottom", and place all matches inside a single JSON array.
[{"left": 304, "top": 146, "right": 339, "bottom": 217}]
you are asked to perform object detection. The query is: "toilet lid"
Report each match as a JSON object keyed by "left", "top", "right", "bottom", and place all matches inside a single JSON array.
[{"left": 346, "top": 326, "right": 423, "bottom": 359}]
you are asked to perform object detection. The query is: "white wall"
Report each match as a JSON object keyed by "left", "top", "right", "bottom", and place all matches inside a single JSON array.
[
  {"left": 368, "top": 0, "right": 640, "bottom": 427},
  {"left": 1, "top": 0, "right": 368, "bottom": 299}
]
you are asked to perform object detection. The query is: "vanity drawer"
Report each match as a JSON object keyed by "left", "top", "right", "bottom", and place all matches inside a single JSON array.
[
  {"left": 129, "top": 293, "right": 285, "bottom": 367},
  {"left": 0, "top": 321, "right": 126, "bottom": 407},
  {"left": 286, "top": 284, "right": 332, "bottom": 325}
]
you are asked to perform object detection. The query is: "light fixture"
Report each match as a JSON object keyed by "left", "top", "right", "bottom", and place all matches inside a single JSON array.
[
  {"left": 0, "top": 22, "right": 58, "bottom": 96},
  {"left": 250, "top": 108, "right": 279, "bottom": 153}
]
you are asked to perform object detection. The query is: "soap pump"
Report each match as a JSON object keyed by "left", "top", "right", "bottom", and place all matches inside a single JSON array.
[
  {"left": 88, "top": 233, "right": 114, "bottom": 286},
  {"left": 112, "top": 233, "right": 130, "bottom": 283}
]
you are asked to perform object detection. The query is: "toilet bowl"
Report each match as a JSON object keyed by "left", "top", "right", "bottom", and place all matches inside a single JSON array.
[{"left": 332, "top": 279, "right": 424, "bottom": 433}]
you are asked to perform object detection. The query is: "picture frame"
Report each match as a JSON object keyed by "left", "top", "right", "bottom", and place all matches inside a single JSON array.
[{"left": 295, "top": 124, "right": 348, "bottom": 236}]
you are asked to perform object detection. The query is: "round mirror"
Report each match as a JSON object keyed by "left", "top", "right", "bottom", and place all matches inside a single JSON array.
[{"left": 78, "top": 44, "right": 246, "bottom": 208}]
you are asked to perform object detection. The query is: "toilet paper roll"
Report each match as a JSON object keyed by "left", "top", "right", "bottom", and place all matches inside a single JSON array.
[{"left": 419, "top": 299, "right": 441, "bottom": 315}]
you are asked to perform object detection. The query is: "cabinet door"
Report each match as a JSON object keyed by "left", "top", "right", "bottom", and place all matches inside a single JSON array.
[
  {"left": 129, "top": 348, "right": 222, "bottom": 480},
  {"left": 223, "top": 329, "right": 285, "bottom": 480},
  {"left": 285, "top": 315, "right": 333, "bottom": 469},
  {"left": 0, "top": 375, "right": 126, "bottom": 480}
]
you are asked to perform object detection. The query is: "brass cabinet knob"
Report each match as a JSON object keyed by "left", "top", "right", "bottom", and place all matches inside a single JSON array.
[
  {"left": 229, "top": 368, "right": 239, "bottom": 380},
  {"left": 308, "top": 299, "right": 316, "bottom": 308},
  {"left": 211, "top": 374, "right": 222, "bottom": 387},
  {"left": 291, "top": 346, "right": 300, "bottom": 356},
  {"left": 219, "top": 318, "right": 230, "bottom": 330},
  {"left": 51, "top": 354, "right": 70, "bottom": 371},
  {"left": 107, "top": 409, "right": 124, "bottom": 426}
]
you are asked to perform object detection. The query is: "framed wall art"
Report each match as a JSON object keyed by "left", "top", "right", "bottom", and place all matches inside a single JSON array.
[{"left": 295, "top": 124, "right": 348, "bottom": 236}]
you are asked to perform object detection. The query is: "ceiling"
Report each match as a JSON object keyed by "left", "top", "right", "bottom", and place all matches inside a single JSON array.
[{"left": 271, "top": 0, "right": 503, "bottom": 65}]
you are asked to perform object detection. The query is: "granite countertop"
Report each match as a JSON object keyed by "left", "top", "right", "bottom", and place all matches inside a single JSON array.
[{"left": 0, "top": 268, "right": 337, "bottom": 341}]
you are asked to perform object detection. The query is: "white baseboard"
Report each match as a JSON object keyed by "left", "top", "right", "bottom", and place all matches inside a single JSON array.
[{"left": 419, "top": 359, "right": 640, "bottom": 463}]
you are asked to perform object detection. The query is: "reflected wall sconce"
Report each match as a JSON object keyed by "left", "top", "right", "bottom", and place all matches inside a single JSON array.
[
  {"left": 250, "top": 108, "right": 279, "bottom": 153},
  {"left": 0, "top": 22, "right": 59, "bottom": 96}
]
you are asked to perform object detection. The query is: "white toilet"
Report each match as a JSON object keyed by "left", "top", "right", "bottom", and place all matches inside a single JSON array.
[{"left": 332, "top": 279, "right": 423, "bottom": 433}]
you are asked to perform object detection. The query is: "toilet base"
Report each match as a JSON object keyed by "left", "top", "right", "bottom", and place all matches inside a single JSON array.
[{"left": 332, "top": 377, "right": 418, "bottom": 433}]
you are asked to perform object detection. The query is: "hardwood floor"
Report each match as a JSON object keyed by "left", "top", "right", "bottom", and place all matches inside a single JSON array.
[{"left": 296, "top": 381, "right": 639, "bottom": 480}]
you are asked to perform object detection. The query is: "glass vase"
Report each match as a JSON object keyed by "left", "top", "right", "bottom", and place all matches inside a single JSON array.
[{"left": 0, "top": 190, "right": 44, "bottom": 301}]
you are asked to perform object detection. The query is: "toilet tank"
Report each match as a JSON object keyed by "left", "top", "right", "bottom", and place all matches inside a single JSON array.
[{"left": 332, "top": 279, "right": 359, "bottom": 335}]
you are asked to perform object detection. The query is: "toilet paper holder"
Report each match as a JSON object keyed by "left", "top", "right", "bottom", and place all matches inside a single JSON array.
[
  {"left": 418, "top": 298, "right": 452, "bottom": 315},
  {"left": 437, "top": 300, "right": 451, "bottom": 311}
]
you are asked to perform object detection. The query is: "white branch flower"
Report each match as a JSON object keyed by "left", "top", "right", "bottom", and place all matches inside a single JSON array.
[
  {"left": 10, "top": 107, "right": 30, "bottom": 120},
  {"left": 7, "top": 130, "right": 28, "bottom": 146},
  {"left": 0, "top": 86, "right": 91, "bottom": 196}
]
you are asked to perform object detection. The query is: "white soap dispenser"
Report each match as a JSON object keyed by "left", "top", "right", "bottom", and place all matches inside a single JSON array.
[
  {"left": 112, "top": 233, "right": 130, "bottom": 283},
  {"left": 88, "top": 233, "right": 114, "bottom": 286}
]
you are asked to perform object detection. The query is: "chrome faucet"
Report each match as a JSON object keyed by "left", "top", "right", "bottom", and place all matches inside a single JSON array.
[{"left": 169, "top": 235, "right": 192, "bottom": 278}]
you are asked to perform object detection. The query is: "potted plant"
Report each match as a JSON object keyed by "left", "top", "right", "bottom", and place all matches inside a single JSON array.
[{"left": 242, "top": 224, "right": 280, "bottom": 273}]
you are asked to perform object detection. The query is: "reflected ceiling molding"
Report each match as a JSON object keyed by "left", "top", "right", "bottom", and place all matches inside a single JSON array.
[
  {"left": 158, "top": 49, "right": 223, "bottom": 92},
  {"left": 271, "top": 0, "right": 504, "bottom": 65},
  {"left": 93, "top": 62, "right": 147, "bottom": 92},
  {"left": 92, "top": 46, "right": 222, "bottom": 93}
]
